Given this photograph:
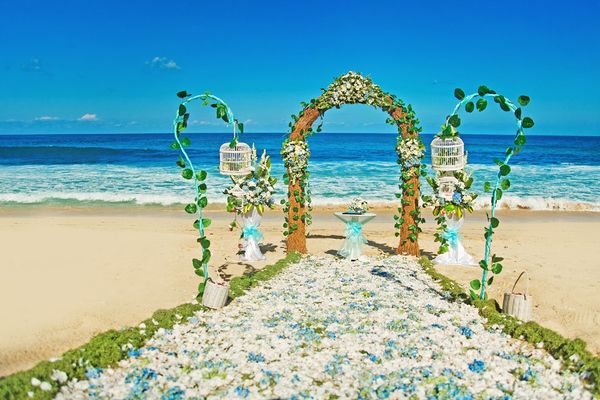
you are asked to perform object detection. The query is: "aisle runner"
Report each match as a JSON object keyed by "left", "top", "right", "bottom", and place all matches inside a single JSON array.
[{"left": 57, "top": 256, "right": 591, "bottom": 399}]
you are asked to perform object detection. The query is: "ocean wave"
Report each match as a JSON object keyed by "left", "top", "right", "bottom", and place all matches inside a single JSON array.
[{"left": 1, "top": 192, "right": 598, "bottom": 212}]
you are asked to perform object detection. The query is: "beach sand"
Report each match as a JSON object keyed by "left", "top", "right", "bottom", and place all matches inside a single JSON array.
[{"left": 0, "top": 205, "right": 598, "bottom": 376}]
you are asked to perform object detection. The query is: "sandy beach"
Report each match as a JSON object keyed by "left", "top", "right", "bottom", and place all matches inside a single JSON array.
[{"left": 1, "top": 205, "right": 599, "bottom": 377}]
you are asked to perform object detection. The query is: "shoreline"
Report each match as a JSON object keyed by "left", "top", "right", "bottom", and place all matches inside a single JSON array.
[{"left": 1, "top": 205, "right": 599, "bottom": 376}]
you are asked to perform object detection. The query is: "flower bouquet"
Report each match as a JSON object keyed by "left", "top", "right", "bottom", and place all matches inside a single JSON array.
[
  {"left": 224, "top": 150, "right": 276, "bottom": 261},
  {"left": 346, "top": 197, "right": 369, "bottom": 214}
]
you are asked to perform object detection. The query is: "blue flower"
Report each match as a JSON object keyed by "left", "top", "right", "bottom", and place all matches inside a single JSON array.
[
  {"left": 453, "top": 192, "right": 463, "bottom": 203},
  {"left": 162, "top": 386, "right": 185, "bottom": 400},
  {"left": 127, "top": 348, "right": 142, "bottom": 358},
  {"left": 468, "top": 359, "right": 486, "bottom": 373},
  {"left": 247, "top": 352, "right": 265, "bottom": 363},
  {"left": 458, "top": 326, "right": 473, "bottom": 338},
  {"left": 234, "top": 386, "right": 250, "bottom": 398},
  {"left": 85, "top": 367, "right": 102, "bottom": 379}
]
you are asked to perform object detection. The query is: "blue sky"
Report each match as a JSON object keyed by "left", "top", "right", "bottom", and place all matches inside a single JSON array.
[{"left": 1, "top": 0, "right": 599, "bottom": 135}]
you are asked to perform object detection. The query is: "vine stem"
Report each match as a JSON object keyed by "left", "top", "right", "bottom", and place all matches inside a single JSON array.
[
  {"left": 172, "top": 94, "right": 235, "bottom": 281},
  {"left": 448, "top": 93, "right": 522, "bottom": 299}
]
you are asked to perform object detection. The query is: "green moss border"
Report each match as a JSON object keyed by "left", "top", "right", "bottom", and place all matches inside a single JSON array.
[
  {"left": 0, "top": 252, "right": 302, "bottom": 400},
  {"left": 418, "top": 256, "right": 600, "bottom": 397}
]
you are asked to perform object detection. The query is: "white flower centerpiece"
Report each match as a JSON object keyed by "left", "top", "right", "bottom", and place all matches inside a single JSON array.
[
  {"left": 348, "top": 197, "right": 369, "bottom": 214},
  {"left": 224, "top": 149, "right": 277, "bottom": 261}
]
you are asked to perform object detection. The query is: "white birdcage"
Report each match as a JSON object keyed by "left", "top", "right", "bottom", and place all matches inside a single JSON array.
[
  {"left": 431, "top": 137, "right": 466, "bottom": 172},
  {"left": 219, "top": 125, "right": 252, "bottom": 176}
]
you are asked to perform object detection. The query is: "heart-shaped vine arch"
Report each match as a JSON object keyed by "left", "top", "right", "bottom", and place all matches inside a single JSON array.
[
  {"left": 281, "top": 72, "right": 425, "bottom": 256},
  {"left": 172, "top": 90, "right": 242, "bottom": 296}
]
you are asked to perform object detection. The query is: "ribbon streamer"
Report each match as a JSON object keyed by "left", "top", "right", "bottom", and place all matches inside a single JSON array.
[{"left": 442, "top": 226, "right": 460, "bottom": 248}]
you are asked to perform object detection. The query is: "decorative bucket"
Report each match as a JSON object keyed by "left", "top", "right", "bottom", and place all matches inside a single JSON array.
[
  {"left": 202, "top": 279, "right": 230, "bottom": 309},
  {"left": 502, "top": 271, "right": 533, "bottom": 321}
]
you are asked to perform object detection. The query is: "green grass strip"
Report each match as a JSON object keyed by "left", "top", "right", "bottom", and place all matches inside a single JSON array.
[
  {"left": 418, "top": 256, "right": 600, "bottom": 397},
  {"left": 0, "top": 252, "right": 301, "bottom": 400}
]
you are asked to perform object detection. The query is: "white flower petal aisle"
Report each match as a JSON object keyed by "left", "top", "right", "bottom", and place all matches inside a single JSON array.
[{"left": 57, "top": 256, "right": 591, "bottom": 399}]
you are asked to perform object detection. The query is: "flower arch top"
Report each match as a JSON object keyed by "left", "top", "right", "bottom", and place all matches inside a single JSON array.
[{"left": 281, "top": 72, "right": 425, "bottom": 256}]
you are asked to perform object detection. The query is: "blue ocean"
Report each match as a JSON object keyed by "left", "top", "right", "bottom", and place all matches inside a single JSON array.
[{"left": 0, "top": 133, "right": 598, "bottom": 211}]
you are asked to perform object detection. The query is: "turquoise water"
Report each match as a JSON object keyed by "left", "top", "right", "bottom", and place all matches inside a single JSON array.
[{"left": 0, "top": 133, "right": 598, "bottom": 211}]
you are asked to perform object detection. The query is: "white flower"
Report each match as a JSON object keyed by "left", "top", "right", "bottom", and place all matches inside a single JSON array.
[
  {"left": 40, "top": 381, "right": 52, "bottom": 391},
  {"left": 31, "top": 378, "right": 41, "bottom": 386},
  {"left": 51, "top": 369, "right": 68, "bottom": 383}
]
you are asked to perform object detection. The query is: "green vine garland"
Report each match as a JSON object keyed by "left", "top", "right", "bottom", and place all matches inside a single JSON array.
[
  {"left": 281, "top": 72, "right": 425, "bottom": 242},
  {"left": 172, "top": 90, "right": 243, "bottom": 296},
  {"left": 445, "top": 86, "right": 534, "bottom": 300}
]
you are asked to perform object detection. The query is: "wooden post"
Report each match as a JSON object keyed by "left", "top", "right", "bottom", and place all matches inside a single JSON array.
[{"left": 286, "top": 107, "right": 319, "bottom": 254}]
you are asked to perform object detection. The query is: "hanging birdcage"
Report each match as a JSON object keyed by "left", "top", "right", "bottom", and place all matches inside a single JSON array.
[
  {"left": 219, "top": 124, "right": 252, "bottom": 176},
  {"left": 431, "top": 136, "right": 466, "bottom": 172}
]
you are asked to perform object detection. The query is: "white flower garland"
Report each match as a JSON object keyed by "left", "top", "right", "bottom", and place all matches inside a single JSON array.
[
  {"left": 317, "top": 71, "right": 388, "bottom": 109},
  {"left": 396, "top": 137, "right": 425, "bottom": 168},
  {"left": 281, "top": 139, "right": 310, "bottom": 185}
]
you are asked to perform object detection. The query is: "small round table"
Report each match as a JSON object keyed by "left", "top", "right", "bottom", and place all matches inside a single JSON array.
[{"left": 334, "top": 212, "right": 376, "bottom": 260}]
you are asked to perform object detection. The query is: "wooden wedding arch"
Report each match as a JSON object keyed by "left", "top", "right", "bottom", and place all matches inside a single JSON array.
[{"left": 282, "top": 72, "right": 424, "bottom": 256}]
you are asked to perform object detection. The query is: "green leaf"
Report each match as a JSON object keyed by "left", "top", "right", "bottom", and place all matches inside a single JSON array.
[
  {"left": 514, "top": 107, "right": 522, "bottom": 119},
  {"left": 505, "top": 147, "right": 513, "bottom": 156},
  {"left": 448, "top": 114, "right": 461, "bottom": 128},
  {"left": 479, "top": 260, "right": 488, "bottom": 270},
  {"left": 514, "top": 134, "right": 526, "bottom": 146},
  {"left": 178, "top": 104, "right": 187, "bottom": 116},
  {"left": 469, "top": 289, "right": 478, "bottom": 300},
  {"left": 198, "top": 183, "right": 207, "bottom": 193},
  {"left": 492, "top": 254, "right": 504, "bottom": 262},
  {"left": 478, "top": 85, "right": 495, "bottom": 96},
  {"left": 237, "top": 122, "right": 244, "bottom": 133},
  {"left": 198, "top": 196, "right": 208, "bottom": 208},
  {"left": 175, "top": 156, "right": 185, "bottom": 168},
  {"left": 518, "top": 95, "right": 530, "bottom": 106},
  {"left": 176, "top": 90, "right": 190, "bottom": 98},
  {"left": 495, "top": 188, "right": 503, "bottom": 201},
  {"left": 181, "top": 169, "right": 193, "bottom": 179},
  {"left": 170, "top": 141, "right": 180, "bottom": 150},
  {"left": 192, "top": 258, "right": 202, "bottom": 269},
  {"left": 490, "top": 217, "right": 499, "bottom": 228},
  {"left": 196, "top": 170, "right": 208, "bottom": 181},
  {"left": 470, "top": 279, "right": 481, "bottom": 290},
  {"left": 454, "top": 88, "right": 465, "bottom": 100},
  {"left": 491, "top": 263, "right": 503, "bottom": 274},
  {"left": 476, "top": 98, "right": 487, "bottom": 112},
  {"left": 500, "top": 178, "right": 511, "bottom": 190},
  {"left": 483, "top": 181, "right": 492, "bottom": 192},
  {"left": 181, "top": 137, "right": 191, "bottom": 147},
  {"left": 201, "top": 248, "right": 211, "bottom": 264},
  {"left": 185, "top": 203, "right": 197, "bottom": 214},
  {"left": 201, "top": 218, "right": 212, "bottom": 228},
  {"left": 465, "top": 101, "right": 474, "bottom": 113},
  {"left": 522, "top": 117, "right": 535, "bottom": 128},
  {"left": 500, "top": 164, "right": 511, "bottom": 176},
  {"left": 487, "top": 276, "right": 494, "bottom": 286},
  {"left": 200, "top": 237, "right": 210, "bottom": 249},
  {"left": 193, "top": 220, "right": 199, "bottom": 229}
]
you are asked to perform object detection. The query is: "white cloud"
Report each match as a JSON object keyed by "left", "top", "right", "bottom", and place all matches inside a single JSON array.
[
  {"left": 146, "top": 56, "right": 180, "bottom": 70},
  {"left": 78, "top": 113, "right": 98, "bottom": 121},
  {"left": 190, "top": 119, "right": 220, "bottom": 126},
  {"left": 35, "top": 116, "right": 60, "bottom": 121},
  {"left": 21, "top": 58, "right": 42, "bottom": 72}
]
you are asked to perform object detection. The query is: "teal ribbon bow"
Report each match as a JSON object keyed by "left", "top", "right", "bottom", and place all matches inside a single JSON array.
[
  {"left": 345, "top": 221, "right": 366, "bottom": 242},
  {"left": 442, "top": 227, "right": 460, "bottom": 248},
  {"left": 242, "top": 225, "right": 263, "bottom": 242}
]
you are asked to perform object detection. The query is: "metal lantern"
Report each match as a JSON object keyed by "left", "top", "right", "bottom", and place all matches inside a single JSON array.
[
  {"left": 430, "top": 137, "right": 466, "bottom": 172},
  {"left": 219, "top": 125, "right": 252, "bottom": 176}
]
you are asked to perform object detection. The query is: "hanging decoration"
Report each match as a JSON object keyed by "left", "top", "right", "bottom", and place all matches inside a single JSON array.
[
  {"left": 172, "top": 90, "right": 243, "bottom": 296},
  {"left": 435, "top": 86, "right": 534, "bottom": 300}
]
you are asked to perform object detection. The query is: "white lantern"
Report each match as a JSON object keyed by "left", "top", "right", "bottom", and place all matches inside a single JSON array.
[
  {"left": 219, "top": 141, "right": 252, "bottom": 176},
  {"left": 431, "top": 137, "right": 466, "bottom": 172}
]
